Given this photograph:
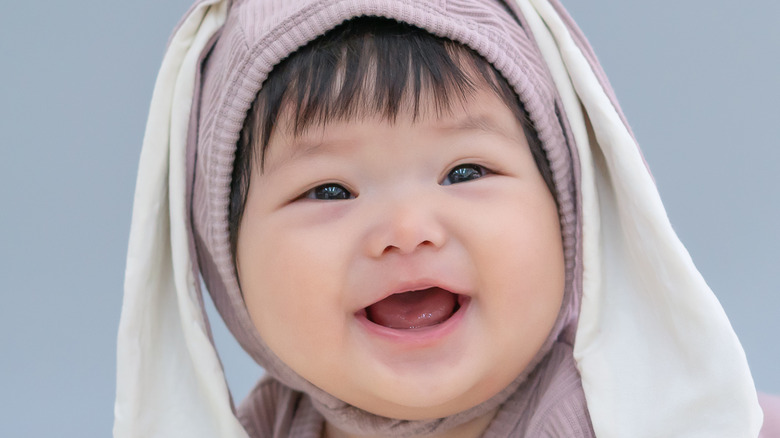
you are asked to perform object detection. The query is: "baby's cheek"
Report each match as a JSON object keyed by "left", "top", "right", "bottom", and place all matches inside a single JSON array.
[
  {"left": 244, "top": 225, "right": 353, "bottom": 369},
  {"left": 470, "top": 200, "right": 564, "bottom": 353}
]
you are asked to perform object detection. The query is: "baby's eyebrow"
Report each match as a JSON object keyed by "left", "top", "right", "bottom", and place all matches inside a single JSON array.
[
  {"left": 262, "top": 137, "right": 329, "bottom": 174},
  {"left": 439, "top": 114, "right": 520, "bottom": 142},
  {"left": 262, "top": 113, "right": 519, "bottom": 173}
]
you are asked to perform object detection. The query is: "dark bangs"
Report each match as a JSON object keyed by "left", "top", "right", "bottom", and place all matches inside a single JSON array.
[{"left": 230, "top": 17, "right": 553, "bottom": 256}]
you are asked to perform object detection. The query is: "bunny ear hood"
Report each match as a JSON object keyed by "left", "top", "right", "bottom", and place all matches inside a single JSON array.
[{"left": 115, "top": 0, "right": 763, "bottom": 437}]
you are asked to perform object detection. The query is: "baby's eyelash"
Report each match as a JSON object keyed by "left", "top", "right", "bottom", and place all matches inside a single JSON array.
[
  {"left": 301, "top": 183, "right": 354, "bottom": 200},
  {"left": 295, "top": 164, "right": 489, "bottom": 201},
  {"left": 441, "top": 164, "right": 491, "bottom": 186}
]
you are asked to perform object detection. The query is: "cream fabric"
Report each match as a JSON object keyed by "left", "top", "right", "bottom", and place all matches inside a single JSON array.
[
  {"left": 113, "top": 2, "right": 244, "bottom": 437},
  {"left": 115, "top": 0, "right": 763, "bottom": 436},
  {"left": 517, "top": 0, "right": 762, "bottom": 436}
]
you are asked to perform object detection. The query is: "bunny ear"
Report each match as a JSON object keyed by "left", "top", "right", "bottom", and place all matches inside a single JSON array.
[
  {"left": 512, "top": 0, "right": 763, "bottom": 436},
  {"left": 114, "top": 1, "right": 249, "bottom": 437}
]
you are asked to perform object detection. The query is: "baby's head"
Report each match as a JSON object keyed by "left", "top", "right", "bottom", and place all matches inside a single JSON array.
[{"left": 229, "top": 17, "right": 566, "bottom": 422}]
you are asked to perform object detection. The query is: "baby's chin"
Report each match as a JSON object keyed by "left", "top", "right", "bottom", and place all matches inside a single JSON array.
[{"left": 332, "top": 361, "right": 523, "bottom": 421}]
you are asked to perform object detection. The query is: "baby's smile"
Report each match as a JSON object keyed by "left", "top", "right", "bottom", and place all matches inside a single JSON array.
[{"left": 351, "top": 273, "right": 473, "bottom": 346}]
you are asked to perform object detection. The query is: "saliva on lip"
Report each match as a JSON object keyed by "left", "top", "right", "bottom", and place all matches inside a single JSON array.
[{"left": 406, "top": 312, "right": 436, "bottom": 329}]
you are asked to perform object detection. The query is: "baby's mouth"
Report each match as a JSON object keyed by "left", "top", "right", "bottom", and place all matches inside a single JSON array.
[{"left": 364, "top": 287, "right": 461, "bottom": 329}]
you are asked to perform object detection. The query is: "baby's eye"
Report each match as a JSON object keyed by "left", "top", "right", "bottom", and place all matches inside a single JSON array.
[
  {"left": 303, "top": 183, "right": 353, "bottom": 200},
  {"left": 442, "top": 164, "right": 489, "bottom": 185}
]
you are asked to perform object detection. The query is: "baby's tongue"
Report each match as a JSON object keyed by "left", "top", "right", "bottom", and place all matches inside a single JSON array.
[{"left": 366, "top": 288, "right": 457, "bottom": 329}]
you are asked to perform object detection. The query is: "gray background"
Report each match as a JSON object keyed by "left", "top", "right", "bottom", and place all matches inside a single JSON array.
[{"left": 0, "top": 1, "right": 777, "bottom": 436}]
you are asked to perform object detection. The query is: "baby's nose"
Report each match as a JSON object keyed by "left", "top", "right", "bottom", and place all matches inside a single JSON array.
[{"left": 364, "top": 193, "right": 447, "bottom": 257}]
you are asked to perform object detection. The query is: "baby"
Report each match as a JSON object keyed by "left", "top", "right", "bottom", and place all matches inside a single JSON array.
[
  {"left": 115, "top": 0, "right": 776, "bottom": 437},
  {"left": 232, "top": 17, "right": 570, "bottom": 436}
]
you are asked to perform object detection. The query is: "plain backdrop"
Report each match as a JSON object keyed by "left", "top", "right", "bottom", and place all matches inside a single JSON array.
[{"left": 0, "top": 1, "right": 777, "bottom": 436}]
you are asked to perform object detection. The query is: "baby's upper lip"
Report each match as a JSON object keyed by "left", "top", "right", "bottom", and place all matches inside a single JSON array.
[{"left": 357, "top": 276, "right": 470, "bottom": 311}]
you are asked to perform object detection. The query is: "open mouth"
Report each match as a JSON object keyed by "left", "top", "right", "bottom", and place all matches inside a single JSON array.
[{"left": 363, "top": 287, "right": 464, "bottom": 329}]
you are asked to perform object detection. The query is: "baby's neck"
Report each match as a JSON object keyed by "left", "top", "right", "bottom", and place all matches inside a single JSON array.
[{"left": 322, "top": 408, "right": 497, "bottom": 438}]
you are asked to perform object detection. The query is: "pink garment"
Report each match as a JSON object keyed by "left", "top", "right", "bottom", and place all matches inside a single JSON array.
[{"left": 760, "top": 393, "right": 780, "bottom": 438}]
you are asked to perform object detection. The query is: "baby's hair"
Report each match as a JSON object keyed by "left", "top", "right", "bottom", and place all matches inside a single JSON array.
[{"left": 230, "top": 17, "right": 554, "bottom": 256}]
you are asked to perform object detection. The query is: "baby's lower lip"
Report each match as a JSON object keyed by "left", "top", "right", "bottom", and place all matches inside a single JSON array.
[{"left": 354, "top": 294, "right": 470, "bottom": 347}]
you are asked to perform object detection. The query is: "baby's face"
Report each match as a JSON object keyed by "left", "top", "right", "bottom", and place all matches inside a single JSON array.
[{"left": 236, "top": 86, "right": 564, "bottom": 420}]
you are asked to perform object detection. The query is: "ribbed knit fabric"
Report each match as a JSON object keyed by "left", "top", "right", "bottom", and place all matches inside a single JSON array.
[
  {"left": 483, "top": 343, "right": 593, "bottom": 437},
  {"left": 238, "top": 379, "right": 324, "bottom": 438},
  {"left": 187, "top": 0, "right": 589, "bottom": 436}
]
